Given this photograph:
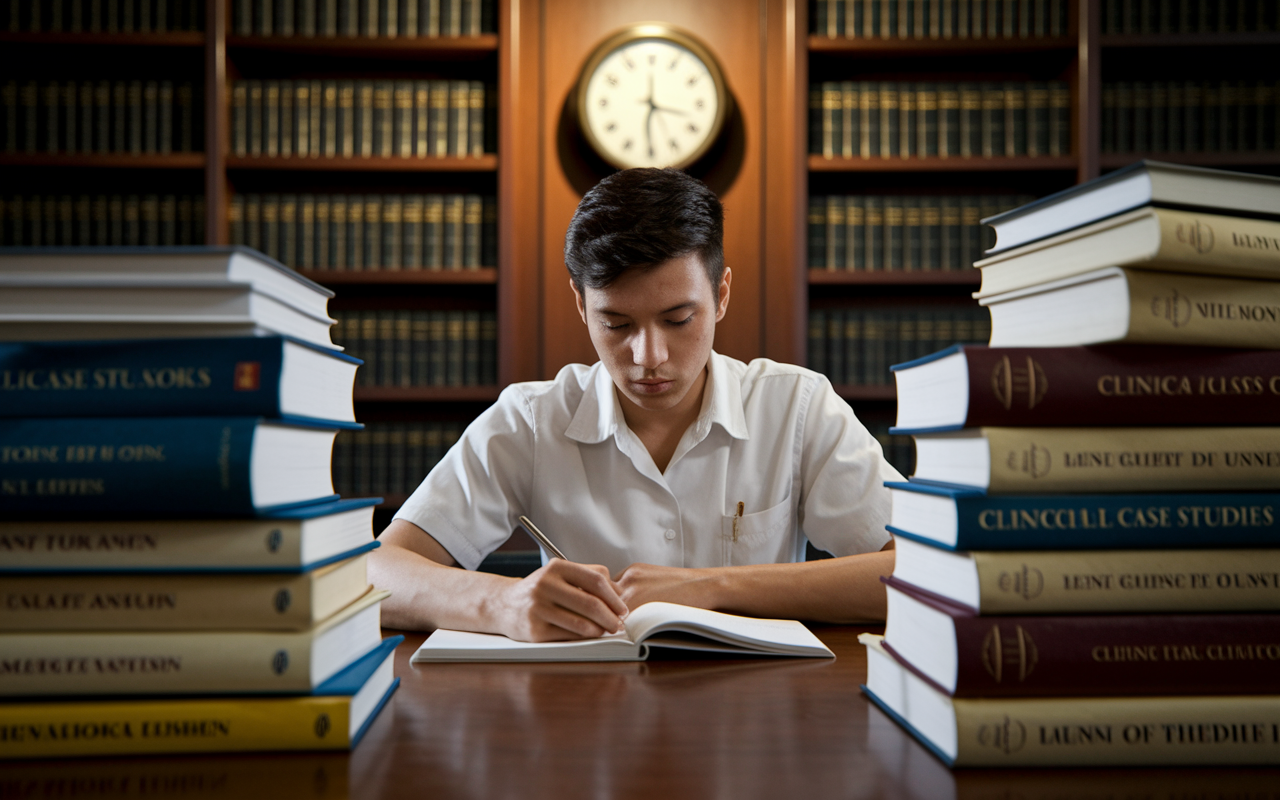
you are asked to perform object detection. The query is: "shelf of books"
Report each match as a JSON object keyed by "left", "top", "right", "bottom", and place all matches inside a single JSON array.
[
  {"left": 803, "top": 0, "right": 1082, "bottom": 469},
  {"left": 217, "top": 0, "right": 502, "bottom": 520},
  {"left": 0, "top": 0, "right": 504, "bottom": 520}
]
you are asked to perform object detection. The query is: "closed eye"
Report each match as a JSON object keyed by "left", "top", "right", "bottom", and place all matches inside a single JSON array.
[{"left": 668, "top": 315, "right": 694, "bottom": 326}]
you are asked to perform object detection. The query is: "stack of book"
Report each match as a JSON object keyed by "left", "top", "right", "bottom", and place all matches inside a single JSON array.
[
  {"left": 0, "top": 246, "right": 400, "bottom": 760},
  {"left": 811, "top": 0, "right": 1072, "bottom": 39},
  {"left": 862, "top": 161, "right": 1280, "bottom": 767}
]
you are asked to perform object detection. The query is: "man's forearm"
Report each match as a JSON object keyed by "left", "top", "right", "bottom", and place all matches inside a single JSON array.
[
  {"left": 615, "top": 548, "right": 896, "bottom": 623},
  {"left": 701, "top": 550, "right": 895, "bottom": 623},
  {"left": 369, "top": 540, "right": 519, "bottom": 633}
]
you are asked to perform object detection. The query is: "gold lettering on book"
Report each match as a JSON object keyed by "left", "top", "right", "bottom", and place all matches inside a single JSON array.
[
  {"left": 981, "top": 624, "right": 1038, "bottom": 683},
  {"left": 996, "top": 565, "right": 1044, "bottom": 599},
  {"left": 1040, "top": 725, "right": 1112, "bottom": 746},
  {"left": 1194, "top": 303, "right": 1280, "bottom": 322},
  {"left": 977, "top": 716, "right": 1026, "bottom": 754},
  {"left": 1231, "top": 231, "right": 1280, "bottom": 252},
  {"left": 1175, "top": 219, "right": 1215, "bottom": 254},
  {"left": 991, "top": 356, "right": 1048, "bottom": 410},
  {"left": 1007, "top": 443, "right": 1051, "bottom": 478},
  {"left": 1150, "top": 289, "right": 1192, "bottom": 328}
]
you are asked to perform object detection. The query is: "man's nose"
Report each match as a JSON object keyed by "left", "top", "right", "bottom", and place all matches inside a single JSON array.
[{"left": 631, "top": 326, "right": 668, "bottom": 369}]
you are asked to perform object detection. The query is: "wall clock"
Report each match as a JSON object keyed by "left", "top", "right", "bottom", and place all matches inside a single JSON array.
[{"left": 575, "top": 23, "right": 729, "bottom": 171}]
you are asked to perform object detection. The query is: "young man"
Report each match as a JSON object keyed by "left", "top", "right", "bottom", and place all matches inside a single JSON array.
[{"left": 371, "top": 168, "right": 901, "bottom": 641}]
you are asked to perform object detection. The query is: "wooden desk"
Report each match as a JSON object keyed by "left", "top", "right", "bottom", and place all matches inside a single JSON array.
[{"left": 3, "top": 627, "right": 1279, "bottom": 798}]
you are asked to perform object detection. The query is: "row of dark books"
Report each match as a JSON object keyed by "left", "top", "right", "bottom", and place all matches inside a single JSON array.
[
  {"left": 811, "top": 0, "right": 1070, "bottom": 39},
  {"left": 1101, "top": 0, "right": 1277, "bottom": 33},
  {"left": 808, "top": 193, "right": 1030, "bottom": 271},
  {"left": 1, "top": 193, "right": 206, "bottom": 246},
  {"left": 2, "top": 0, "right": 204, "bottom": 32},
  {"left": 810, "top": 81, "right": 1071, "bottom": 160},
  {"left": 1, "top": 79, "right": 202, "bottom": 155},
  {"left": 232, "top": 0, "right": 492, "bottom": 37},
  {"left": 808, "top": 307, "right": 992, "bottom": 386},
  {"left": 334, "top": 421, "right": 463, "bottom": 499},
  {"left": 229, "top": 193, "right": 494, "bottom": 272},
  {"left": 231, "top": 79, "right": 490, "bottom": 160},
  {"left": 332, "top": 309, "right": 497, "bottom": 388},
  {"left": 1102, "top": 80, "right": 1280, "bottom": 154}
]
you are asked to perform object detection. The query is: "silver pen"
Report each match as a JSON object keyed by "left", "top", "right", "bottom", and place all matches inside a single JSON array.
[{"left": 517, "top": 515, "right": 569, "bottom": 561}]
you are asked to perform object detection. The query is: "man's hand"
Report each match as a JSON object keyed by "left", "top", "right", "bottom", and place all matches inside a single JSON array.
[
  {"left": 613, "top": 563, "right": 721, "bottom": 611},
  {"left": 490, "top": 560, "right": 630, "bottom": 643}
]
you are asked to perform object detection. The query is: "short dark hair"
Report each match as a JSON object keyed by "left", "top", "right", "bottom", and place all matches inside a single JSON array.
[{"left": 564, "top": 168, "right": 724, "bottom": 292}]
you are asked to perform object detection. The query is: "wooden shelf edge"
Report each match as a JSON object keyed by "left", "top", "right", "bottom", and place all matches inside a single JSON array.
[
  {"left": 809, "top": 269, "right": 980, "bottom": 285},
  {"left": 300, "top": 268, "right": 497, "bottom": 284},
  {"left": 1100, "top": 32, "right": 1280, "bottom": 48},
  {"left": 1100, "top": 152, "right": 1280, "bottom": 169},
  {"left": 0, "top": 31, "right": 204, "bottom": 46},
  {"left": 833, "top": 385, "right": 897, "bottom": 401},
  {"left": 808, "top": 35, "right": 1075, "bottom": 54},
  {"left": 0, "top": 153, "right": 206, "bottom": 168},
  {"left": 808, "top": 154, "right": 1077, "bottom": 172},
  {"left": 227, "top": 33, "right": 498, "bottom": 55},
  {"left": 353, "top": 386, "right": 503, "bottom": 402},
  {"left": 225, "top": 154, "right": 497, "bottom": 171}
]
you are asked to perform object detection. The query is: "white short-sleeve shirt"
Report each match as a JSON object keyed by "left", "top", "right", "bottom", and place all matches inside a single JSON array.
[{"left": 394, "top": 351, "right": 902, "bottom": 573}]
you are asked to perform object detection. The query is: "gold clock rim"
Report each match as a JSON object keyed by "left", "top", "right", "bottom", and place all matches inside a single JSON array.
[{"left": 575, "top": 22, "right": 730, "bottom": 172}]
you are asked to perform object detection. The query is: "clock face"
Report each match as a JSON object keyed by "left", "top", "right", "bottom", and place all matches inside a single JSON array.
[{"left": 579, "top": 31, "right": 725, "bottom": 170}]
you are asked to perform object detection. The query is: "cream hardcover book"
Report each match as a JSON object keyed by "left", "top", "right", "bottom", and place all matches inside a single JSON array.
[{"left": 411, "top": 601, "right": 834, "bottom": 662}]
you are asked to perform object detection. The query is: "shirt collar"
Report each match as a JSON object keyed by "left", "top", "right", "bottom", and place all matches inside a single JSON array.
[{"left": 564, "top": 352, "right": 749, "bottom": 445}]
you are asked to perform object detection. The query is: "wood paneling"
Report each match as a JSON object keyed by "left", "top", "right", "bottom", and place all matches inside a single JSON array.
[{"left": 529, "top": 0, "right": 772, "bottom": 377}]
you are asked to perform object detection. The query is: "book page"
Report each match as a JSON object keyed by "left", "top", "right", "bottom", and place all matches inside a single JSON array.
[
  {"left": 410, "top": 628, "right": 643, "bottom": 662},
  {"left": 623, "top": 602, "right": 833, "bottom": 657}
]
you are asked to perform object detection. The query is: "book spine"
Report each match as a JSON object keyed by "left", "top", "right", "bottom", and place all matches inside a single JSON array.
[
  {"left": 1119, "top": 269, "right": 1280, "bottom": 348},
  {"left": 947, "top": 345, "right": 1280, "bottom": 427},
  {"left": 0, "top": 417, "right": 317, "bottom": 516},
  {"left": 890, "top": 602, "right": 1280, "bottom": 698},
  {"left": 952, "top": 425, "right": 1280, "bottom": 494},
  {"left": 942, "top": 692, "right": 1280, "bottom": 766},
  {"left": 0, "top": 692, "right": 375, "bottom": 757},
  {"left": 916, "top": 546, "right": 1280, "bottom": 616},
  {"left": 904, "top": 488, "right": 1280, "bottom": 550},
  {"left": 0, "top": 557, "right": 365, "bottom": 631}
]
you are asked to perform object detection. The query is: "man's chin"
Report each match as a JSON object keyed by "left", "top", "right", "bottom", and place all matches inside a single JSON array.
[{"left": 619, "top": 382, "right": 686, "bottom": 411}]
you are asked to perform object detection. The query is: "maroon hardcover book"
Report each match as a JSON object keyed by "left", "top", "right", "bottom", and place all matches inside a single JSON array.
[
  {"left": 894, "top": 345, "right": 1280, "bottom": 428},
  {"left": 883, "top": 576, "right": 1280, "bottom": 697}
]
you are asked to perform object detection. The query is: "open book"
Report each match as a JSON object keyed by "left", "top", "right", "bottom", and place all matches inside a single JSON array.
[{"left": 410, "top": 602, "right": 835, "bottom": 662}]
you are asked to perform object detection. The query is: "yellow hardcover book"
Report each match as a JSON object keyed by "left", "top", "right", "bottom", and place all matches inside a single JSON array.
[
  {"left": 0, "top": 637, "right": 399, "bottom": 759},
  {"left": 983, "top": 267, "right": 1280, "bottom": 349},
  {"left": 862, "top": 634, "right": 1280, "bottom": 766},
  {"left": 891, "top": 536, "right": 1280, "bottom": 614},
  {"left": 0, "top": 553, "right": 370, "bottom": 631},
  {"left": 977, "top": 207, "right": 1280, "bottom": 297},
  {"left": 911, "top": 425, "right": 1280, "bottom": 494}
]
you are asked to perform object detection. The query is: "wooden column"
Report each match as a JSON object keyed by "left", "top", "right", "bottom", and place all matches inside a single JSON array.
[{"left": 762, "top": 0, "right": 805, "bottom": 366}]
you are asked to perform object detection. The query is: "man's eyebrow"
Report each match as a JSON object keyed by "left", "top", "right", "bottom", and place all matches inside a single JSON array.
[{"left": 594, "top": 301, "right": 698, "bottom": 316}]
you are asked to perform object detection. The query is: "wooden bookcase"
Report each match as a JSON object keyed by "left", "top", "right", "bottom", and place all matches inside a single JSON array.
[{"left": 5, "top": 0, "right": 1280, "bottom": 503}]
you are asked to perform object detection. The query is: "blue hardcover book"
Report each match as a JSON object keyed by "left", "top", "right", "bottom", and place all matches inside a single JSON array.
[
  {"left": 887, "top": 480, "right": 1280, "bottom": 551},
  {"left": 1, "top": 417, "right": 346, "bottom": 517},
  {"left": 0, "top": 337, "right": 361, "bottom": 425}
]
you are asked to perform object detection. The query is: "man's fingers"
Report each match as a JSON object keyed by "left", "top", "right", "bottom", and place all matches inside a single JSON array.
[{"left": 536, "top": 562, "right": 627, "bottom": 633}]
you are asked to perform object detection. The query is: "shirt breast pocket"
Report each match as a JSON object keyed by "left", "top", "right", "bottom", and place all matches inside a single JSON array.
[{"left": 721, "top": 496, "right": 795, "bottom": 567}]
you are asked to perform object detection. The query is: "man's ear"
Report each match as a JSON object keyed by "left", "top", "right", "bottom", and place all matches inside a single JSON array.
[
  {"left": 571, "top": 279, "right": 588, "bottom": 325},
  {"left": 715, "top": 267, "right": 732, "bottom": 323}
]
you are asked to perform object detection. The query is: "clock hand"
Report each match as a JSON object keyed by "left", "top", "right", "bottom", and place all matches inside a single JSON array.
[{"left": 652, "top": 104, "right": 688, "bottom": 117}]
